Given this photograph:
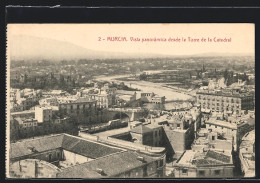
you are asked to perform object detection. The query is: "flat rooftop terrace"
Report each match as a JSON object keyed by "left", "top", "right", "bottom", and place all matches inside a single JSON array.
[{"left": 93, "top": 127, "right": 130, "bottom": 137}]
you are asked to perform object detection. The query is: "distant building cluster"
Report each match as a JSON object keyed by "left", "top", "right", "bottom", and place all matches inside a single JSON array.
[
  {"left": 9, "top": 80, "right": 167, "bottom": 142},
  {"left": 10, "top": 88, "right": 42, "bottom": 112}
]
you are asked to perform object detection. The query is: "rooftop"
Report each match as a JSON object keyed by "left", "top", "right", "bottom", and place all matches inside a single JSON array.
[
  {"left": 117, "top": 90, "right": 136, "bottom": 95},
  {"left": 196, "top": 89, "right": 253, "bottom": 98},
  {"left": 10, "top": 133, "right": 123, "bottom": 160},
  {"left": 130, "top": 125, "right": 153, "bottom": 134},
  {"left": 206, "top": 117, "right": 240, "bottom": 129},
  {"left": 58, "top": 97, "right": 96, "bottom": 104},
  {"left": 11, "top": 110, "right": 34, "bottom": 115},
  {"left": 57, "top": 151, "right": 154, "bottom": 178},
  {"left": 93, "top": 126, "right": 129, "bottom": 137},
  {"left": 35, "top": 105, "right": 53, "bottom": 110},
  {"left": 13, "top": 117, "right": 37, "bottom": 125},
  {"left": 176, "top": 150, "right": 232, "bottom": 167},
  {"left": 242, "top": 130, "right": 255, "bottom": 141}
]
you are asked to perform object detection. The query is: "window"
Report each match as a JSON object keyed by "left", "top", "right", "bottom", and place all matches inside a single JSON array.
[
  {"left": 48, "top": 154, "right": 52, "bottom": 162},
  {"left": 157, "top": 159, "right": 164, "bottom": 168},
  {"left": 182, "top": 169, "right": 188, "bottom": 175},
  {"left": 212, "top": 136, "right": 215, "bottom": 140},
  {"left": 160, "top": 159, "right": 164, "bottom": 167},
  {"left": 177, "top": 124, "right": 180, "bottom": 127},
  {"left": 199, "top": 170, "right": 205, "bottom": 176},
  {"left": 143, "top": 166, "right": 148, "bottom": 177},
  {"left": 57, "top": 152, "right": 60, "bottom": 158},
  {"left": 215, "top": 125, "right": 217, "bottom": 128},
  {"left": 214, "top": 170, "right": 221, "bottom": 175},
  {"left": 125, "top": 171, "right": 130, "bottom": 178}
]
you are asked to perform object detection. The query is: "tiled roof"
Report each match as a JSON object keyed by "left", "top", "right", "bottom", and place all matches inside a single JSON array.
[
  {"left": 10, "top": 134, "right": 122, "bottom": 160},
  {"left": 192, "top": 159, "right": 222, "bottom": 166},
  {"left": 177, "top": 150, "right": 232, "bottom": 167},
  {"left": 72, "top": 97, "right": 95, "bottom": 103},
  {"left": 57, "top": 166, "right": 102, "bottom": 178},
  {"left": 62, "top": 135, "right": 122, "bottom": 159},
  {"left": 10, "top": 134, "right": 65, "bottom": 159},
  {"left": 58, "top": 151, "right": 154, "bottom": 178},
  {"left": 205, "top": 150, "right": 231, "bottom": 163}
]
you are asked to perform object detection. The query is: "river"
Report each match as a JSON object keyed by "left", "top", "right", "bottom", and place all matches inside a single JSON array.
[{"left": 95, "top": 74, "right": 194, "bottom": 102}]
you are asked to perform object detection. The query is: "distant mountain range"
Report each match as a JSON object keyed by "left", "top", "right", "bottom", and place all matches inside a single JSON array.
[
  {"left": 188, "top": 52, "right": 254, "bottom": 57},
  {"left": 8, "top": 35, "right": 254, "bottom": 61}
]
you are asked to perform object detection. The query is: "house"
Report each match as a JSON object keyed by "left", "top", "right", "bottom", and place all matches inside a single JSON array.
[
  {"left": 116, "top": 90, "right": 137, "bottom": 103},
  {"left": 173, "top": 150, "right": 234, "bottom": 178},
  {"left": 140, "top": 92, "right": 165, "bottom": 104},
  {"left": 205, "top": 116, "right": 250, "bottom": 151}
]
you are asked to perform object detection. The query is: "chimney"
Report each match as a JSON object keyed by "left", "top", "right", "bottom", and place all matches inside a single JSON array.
[
  {"left": 28, "top": 146, "right": 36, "bottom": 152},
  {"left": 137, "top": 156, "right": 145, "bottom": 162},
  {"left": 96, "top": 168, "right": 105, "bottom": 175}
]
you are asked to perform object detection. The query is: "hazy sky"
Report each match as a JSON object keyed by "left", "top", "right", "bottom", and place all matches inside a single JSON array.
[{"left": 7, "top": 24, "right": 255, "bottom": 55}]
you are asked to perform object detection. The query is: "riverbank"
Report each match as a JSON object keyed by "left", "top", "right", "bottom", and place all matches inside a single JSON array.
[{"left": 95, "top": 74, "right": 194, "bottom": 102}]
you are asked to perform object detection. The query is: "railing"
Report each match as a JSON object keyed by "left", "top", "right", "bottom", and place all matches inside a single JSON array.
[
  {"left": 79, "top": 131, "right": 165, "bottom": 155},
  {"left": 107, "top": 108, "right": 143, "bottom": 112}
]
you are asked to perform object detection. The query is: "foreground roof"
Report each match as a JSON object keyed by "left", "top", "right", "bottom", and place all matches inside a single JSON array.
[
  {"left": 57, "top": 151, "right": 154, "bottom": 178},
  {"left": 10, "top": 134, "right": 123, "bottom": 160}
]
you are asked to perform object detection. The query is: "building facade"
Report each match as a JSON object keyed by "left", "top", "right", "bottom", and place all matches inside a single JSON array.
[
  {"left": 174, "top": 150, "right": 234, "bottom": 178},
  {"left": 205, "top": 116, "right": 249, "bottom": 151},
  {"left": 141, "top": 92, "right": 165, "bottom": 104},
  {"left": 196, "top": 90, "right": 254, "bottom": 115},
  {"left": 35, "top": 106, "right": 53, "bottom": 123},
  {"left": 58, "top": 98, "right": 98, "bottom": 123}
]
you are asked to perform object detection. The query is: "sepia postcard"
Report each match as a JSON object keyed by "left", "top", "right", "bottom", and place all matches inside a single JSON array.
[{"left": 6, "top": 23, "right": 255, "bottom": 178}]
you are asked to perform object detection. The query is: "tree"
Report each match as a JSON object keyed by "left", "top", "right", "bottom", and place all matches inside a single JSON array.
[{"left": 139, "top": 73, "right": 147, "bottom": 80}]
